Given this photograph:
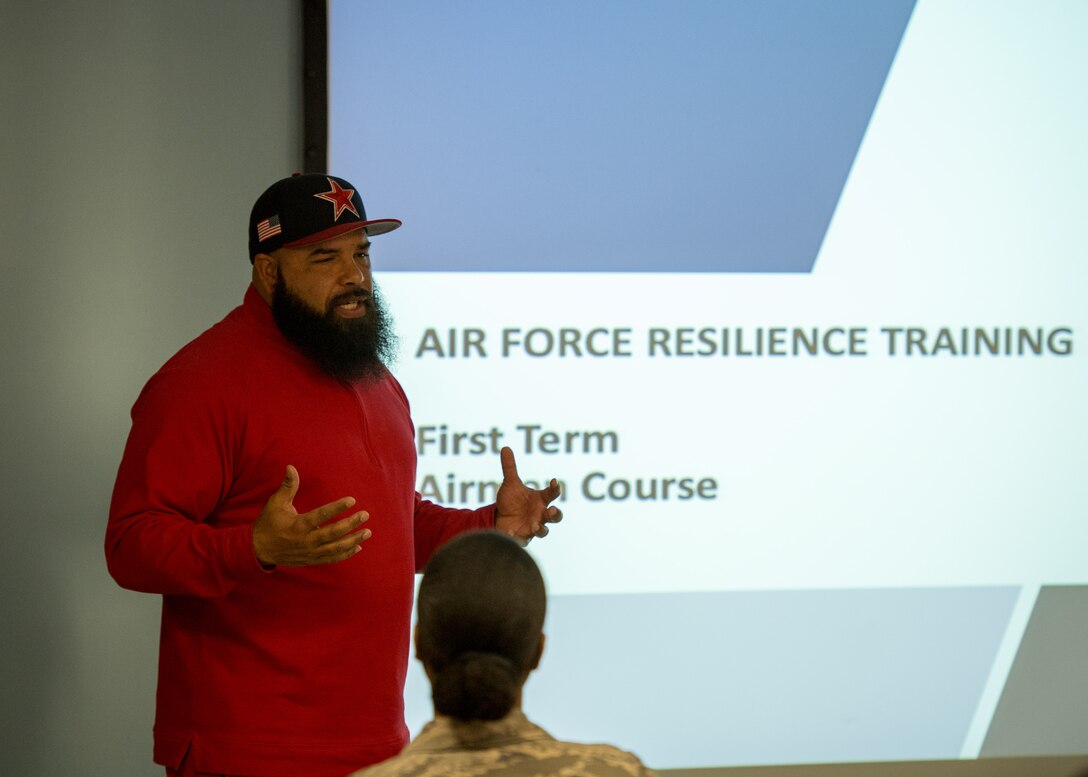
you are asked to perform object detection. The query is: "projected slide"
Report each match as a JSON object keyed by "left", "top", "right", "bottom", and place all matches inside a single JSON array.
[{"left": 330, "top": 0, "right": 1088, "bottom": 769}]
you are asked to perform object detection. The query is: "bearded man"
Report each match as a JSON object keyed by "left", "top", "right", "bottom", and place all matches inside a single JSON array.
[{"left": 106, "top": 174, "right": 563, "bottom": 777}]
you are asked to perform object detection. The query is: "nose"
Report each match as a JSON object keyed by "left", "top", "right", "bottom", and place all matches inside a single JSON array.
[{"left": 337, "top": 255, "right": 369, "bottom": 286}]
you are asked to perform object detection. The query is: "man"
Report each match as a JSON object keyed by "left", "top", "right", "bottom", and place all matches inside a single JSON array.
[
  {"left": 350, "top": 530, "right": 655, "bottom": 777},
  {"left": 106, "top": 173, "right": 562, "bottom": 777}
]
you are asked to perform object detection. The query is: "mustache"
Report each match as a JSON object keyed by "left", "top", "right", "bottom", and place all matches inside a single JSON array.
[{"left": 329, "top": 289, "right": 371, "bottom": 308}]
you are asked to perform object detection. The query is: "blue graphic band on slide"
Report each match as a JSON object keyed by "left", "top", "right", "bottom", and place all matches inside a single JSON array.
[
  {"left": 530, "top": 587, "right": 1016, "bottom": 767},
  {"left": 331, "top": 0, "right": 916, "bottom": 272}
]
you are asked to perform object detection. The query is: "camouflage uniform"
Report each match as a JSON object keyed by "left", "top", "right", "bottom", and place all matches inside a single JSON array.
[{"left": 349, "top": 710, "right": 656, "bottom": 777}]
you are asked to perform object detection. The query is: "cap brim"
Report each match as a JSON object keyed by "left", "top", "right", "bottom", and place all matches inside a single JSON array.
[
  {"left": 284, "top": 218, "right": 403, "bottom": 248},
  {"left": 362, "top": 219, "right": 402, "bottom": 237}
]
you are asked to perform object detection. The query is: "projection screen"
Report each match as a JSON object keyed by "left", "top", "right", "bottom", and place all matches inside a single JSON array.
[{"left": 327, "top": 0, "right": 1088, "bottom": 769}]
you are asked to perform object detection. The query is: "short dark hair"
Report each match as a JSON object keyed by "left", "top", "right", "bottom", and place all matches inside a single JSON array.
[{"left": 416, "top": 531, "right": 547, "bottom": 721}]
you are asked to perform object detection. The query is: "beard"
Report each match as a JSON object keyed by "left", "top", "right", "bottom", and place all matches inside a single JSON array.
[{"left": 271, "top": 280, "right": 398, "bottom": 383}]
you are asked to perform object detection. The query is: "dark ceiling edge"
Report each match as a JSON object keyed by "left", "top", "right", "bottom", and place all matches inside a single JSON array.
[{"left": 302, "top": 0, "right": 328, "bottom": 173}]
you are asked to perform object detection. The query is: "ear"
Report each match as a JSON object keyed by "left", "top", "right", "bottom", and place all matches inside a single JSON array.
[
  {"left": 529, "top": 633, "right": 545, "bottom": 672},
  {"left": 251, "top": 252, "right": 278, "bottom": 302},
  {"left": 414, "top": 624, "right": 437, "bottom": 683}
]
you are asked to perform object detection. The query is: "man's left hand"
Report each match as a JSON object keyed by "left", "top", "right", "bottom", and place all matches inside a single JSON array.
[{"left": 495, "top": 446, "right": 563, "bottom": 545}]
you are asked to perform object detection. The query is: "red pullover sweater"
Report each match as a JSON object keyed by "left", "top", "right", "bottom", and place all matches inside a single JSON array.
[{"left": 106, "top": 286, "right": 494, "bottom": 776}]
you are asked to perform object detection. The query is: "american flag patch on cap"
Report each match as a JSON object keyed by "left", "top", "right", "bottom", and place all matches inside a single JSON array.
[{"left": 257, "top": 215, "right": 282, "bottom": 241}]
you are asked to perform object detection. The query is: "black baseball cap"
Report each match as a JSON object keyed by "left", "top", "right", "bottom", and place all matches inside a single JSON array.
[{"left": 248, "top": 173, "right": 401, "bottom": 261}]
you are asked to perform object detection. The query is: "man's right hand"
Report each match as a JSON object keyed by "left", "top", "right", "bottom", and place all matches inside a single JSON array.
[{"left": 252, "top": 465, "right": 371, "bottom": 567}]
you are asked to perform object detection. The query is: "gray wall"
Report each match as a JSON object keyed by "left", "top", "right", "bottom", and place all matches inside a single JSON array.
[{"left": 0, "top": 1, "right": 300, "bottom": 773}]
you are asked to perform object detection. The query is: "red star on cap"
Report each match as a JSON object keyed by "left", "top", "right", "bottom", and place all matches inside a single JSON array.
[{"left": 313, "top": 177, "right": 360, "bottom": 221}]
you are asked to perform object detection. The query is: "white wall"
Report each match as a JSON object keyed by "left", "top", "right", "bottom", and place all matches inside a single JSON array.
[{"left": 0, "top": 1, "right": 300, "bottom": 772}]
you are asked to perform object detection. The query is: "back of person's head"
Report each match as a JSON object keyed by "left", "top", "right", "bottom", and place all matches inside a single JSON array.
[{"left": 416, "top": 530, "right": 547, "bottom": 722}]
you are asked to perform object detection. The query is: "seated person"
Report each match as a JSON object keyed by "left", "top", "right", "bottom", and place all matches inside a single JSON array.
[{"left": 350, "top": 530, "right": 655, "bottom": 776}]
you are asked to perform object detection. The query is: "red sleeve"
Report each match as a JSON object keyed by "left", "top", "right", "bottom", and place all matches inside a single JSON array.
[
  {"left": 411, "top": 494, "right": 496, "bottom": 572},
  {"left": 105, "top": 367, "right": 270, "bottom": 597}
]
